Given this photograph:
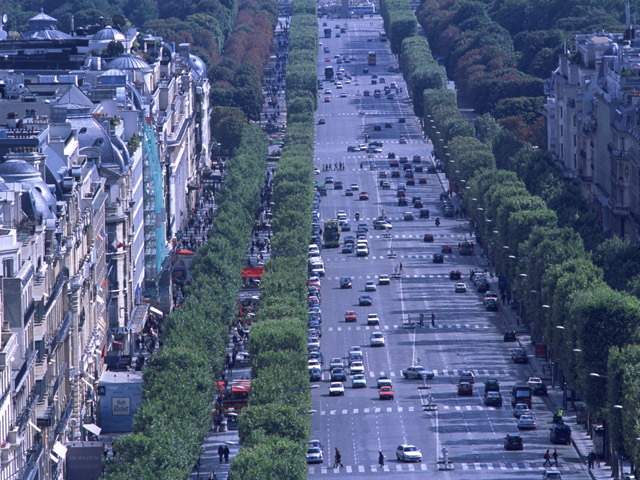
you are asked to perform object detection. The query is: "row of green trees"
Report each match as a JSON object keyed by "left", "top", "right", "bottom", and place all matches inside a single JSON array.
[
  {"left": 228, "top": 1, "right": 318, "bottom": 478},
  {"left": 104, "top": 124, "right": 266, "bottom": 480},
  {"left": 391, "top": 0, "right": 640, "bottom": 468},
  {"left": 210, "top": 0, "right": 279, "bottom": 124},
  {"left": 379, "top": 0, "right": 417, "bottom": 54}
]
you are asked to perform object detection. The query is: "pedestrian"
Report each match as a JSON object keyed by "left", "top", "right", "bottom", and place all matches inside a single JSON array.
[
  {"left": 552, "top": 448, "right": 559, "bottom": 466},
  {"left": 501, "top": 293, "right": 506, "bottom": 305},
  {"left": 378, "top": 451, "right": 385, "bottom": 467},
  {"left": 588, "top": 450, "right": 595, "bottom": 469},
  {"left": 218, "top": 445, "right": 224, "bottom": 463},
  {"left": 399, "top": 263, "right": 403, "bottom": 274},
  {"left": 223, "top": 444, "right": 230, "bottom": 462},
  {"left": 208, "top": 471, "right": 217, "bottom": 480},
  {"left": 431, "top": 312, "right": 435, "bottom": 327},
  {"left": 333, "top": 448, "right": 343, "bottom": 468},
  {"left": 543, "top": 449, "right": 552, "bottom": 467},
  {"left": 419, "top": 313, "right": 424, "bottom": 327}
]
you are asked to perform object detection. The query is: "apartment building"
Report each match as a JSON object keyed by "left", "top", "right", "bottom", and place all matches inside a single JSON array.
[
  {"left": 0, "top": 9, "right": 211, "bottom": 479},
  {"left": 545, "top": 28, "right": 640, "bottom": 241}
]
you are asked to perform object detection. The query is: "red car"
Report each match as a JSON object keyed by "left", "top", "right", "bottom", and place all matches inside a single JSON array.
[
  {"left": 324, "top": 97, "right": 331, "bottom": 102},
  {"left": 345, "top": 310, "right": 357, "bottom": 322},
  {"left": 423, "top": 233, "right": 434, "bottom": 242},
  {"left": 406, "top": 178, "right": 415, "bottom": 186},
  {"left": 441, "top": 245, "right": 452, "bottom": 254},
  {"left": 389, "top": 160, "right": 399, "bottom": 167},
  {"left": 419, "top": 177, "right": 427, "bottom": 184},
  {"left": 359, "top": 192, "right": 369, "bottom": 201},
  {"left": 379, "top": 386, "right": 394, "bottom": 400}
]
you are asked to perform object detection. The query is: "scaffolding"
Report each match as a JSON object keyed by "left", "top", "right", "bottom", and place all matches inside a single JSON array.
[{"left": 141, "top": 113, "right": 166, "bottom": 288}]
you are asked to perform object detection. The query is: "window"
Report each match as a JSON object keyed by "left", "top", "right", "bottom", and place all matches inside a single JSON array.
[{"left": 3, "top": 258, "right": 13, "bottom": 277}]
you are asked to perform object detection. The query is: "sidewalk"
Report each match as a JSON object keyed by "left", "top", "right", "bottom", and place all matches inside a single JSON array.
[
  {"left": 473, "top": 252, "right": 615, "bottom": 480},
  {"left": 190, "top": 16, "right": 290, "bottom": 480}
]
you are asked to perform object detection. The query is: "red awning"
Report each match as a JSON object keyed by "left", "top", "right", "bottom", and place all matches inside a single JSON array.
[
  {"left": 177, "top": 249, "right": 195, "bottom": 256},
  {"left": 241, "top": 266, "right": 264, "bottom": 279}
]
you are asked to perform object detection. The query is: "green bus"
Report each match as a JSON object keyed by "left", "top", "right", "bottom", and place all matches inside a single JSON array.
[{"left": 323, "top": 220, "right": 340, "bottom": 248}]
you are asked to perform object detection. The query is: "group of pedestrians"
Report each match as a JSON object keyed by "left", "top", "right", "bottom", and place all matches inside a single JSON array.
[
  {"left": 322, "top": 162, "right": 345, "bottom": 170},
  {"left": 543, "top": 448, "right": 559, "bottom": 467}
]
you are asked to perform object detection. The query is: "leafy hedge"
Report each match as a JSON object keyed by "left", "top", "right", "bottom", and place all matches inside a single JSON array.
[
  {"left": 229, "top": 1, "right": 318, "bottom": 478},
  {"left": 105, "top": 124, "right": 267, "bottom": 480}
]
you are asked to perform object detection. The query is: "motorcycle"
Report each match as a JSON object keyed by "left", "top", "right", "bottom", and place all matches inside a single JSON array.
[
  {"left": 435, "top": 217, "right": 440, "bottom": 227},
  {"left": 355, "top": 212, "right": 360, "bottom": 221}
]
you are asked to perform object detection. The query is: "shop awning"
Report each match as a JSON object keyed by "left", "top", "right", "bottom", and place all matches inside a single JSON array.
[{"left": 83, "top": 423, "right": 102, "bottom": 436}]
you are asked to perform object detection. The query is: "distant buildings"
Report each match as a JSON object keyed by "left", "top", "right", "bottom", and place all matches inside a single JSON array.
[
  {"left": 0, "top": 9, "right": 211, "bottom": 479},
  {"left": 545, "top": 26, "right": 640, "bottom": 241}
]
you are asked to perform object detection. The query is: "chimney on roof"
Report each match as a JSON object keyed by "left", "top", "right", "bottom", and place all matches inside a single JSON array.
[{"left": 178, "top": 43, "right": 191, "bottom": 59}]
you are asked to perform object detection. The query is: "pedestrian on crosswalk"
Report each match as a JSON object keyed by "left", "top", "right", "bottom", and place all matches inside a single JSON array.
[
  {"left": 378, "top": 451, "right": 385, "bottom": 467},
  {"left": 431, "top": 312, "right": 435, "bottom": 327},
  {"left": 543, "top": 450, "right": 552, "bottom": 466},
  {"left": 552, "top": 449, "right": 559, "bottom": 466},
  {"left": 334, "top": 448, "right": 344, "bottom": 468}
]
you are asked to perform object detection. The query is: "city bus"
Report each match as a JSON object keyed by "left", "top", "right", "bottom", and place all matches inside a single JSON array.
[
  {"left": 368, "top": 51, "right": 376, "bottom": 65},
  {"left": 323, "top": 220, "right": 340, "bottom": 248}
]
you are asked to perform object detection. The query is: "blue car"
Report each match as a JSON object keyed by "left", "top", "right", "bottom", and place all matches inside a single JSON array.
[{"left": 359, "top": 295, "right": 373, "bottom": 306}]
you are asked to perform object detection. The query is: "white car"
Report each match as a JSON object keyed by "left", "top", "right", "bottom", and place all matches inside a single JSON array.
[
  {"left": 367, "top": 313, "right": 380, "bottom": 325},
  {"left": 396, "top": 444, "right": 422, "bottom": 462},
  {"left": 349, "top": 346, "right": 362, "bottom": 355},
  {"left": 356, "top": 245, "right": 369, "bottom": 256},
  {"left": 513, "top": 403, "right": 530, "bottom": 418},
  {"left": 330, "top": 358, "right": 344, "bottom": 371},
  {"left": 329, "top": 382, "right": 345, "bottom": 396},
  {"left": 378, "top": 275, "right": 391, "bottom": 285},
  {"left": 350, "top": 361, "right": 365, "bottom": 375},
  {"left": 370, "top": 331, "right": 385, "bottom": 347},
  {"left": 517, "top": 414, "right": 536, "bottom": 430},
  {"left": 350, "top": 183, "right": 360, "bottom": 191},
  {"left": 306, "top": 446, "right": 324, "bottom": 464},
  {"left": 352, "top": 374, "right": 367, "bottom": 388},
  {"left": 340, "top": 92, "right": 347, "bottom": 98},
  {"left": 337, "top": 210, "right": 347, "bottom": 221},
  {"left": 314, "top": 167, "right": 320, "bottom": 175},
  {"left": 308, "top": 359, "right": 322, "bottom": 370},
  {"left": 377, "top": 375, "right": 392, "bottom": 388},
  {"left": 527, "top": 377, "right": 543, "bottom": 389},
  {"left": 365, "top": 281, "right": 377, "bottom": 292},
  {"left": 455, "top": 283, "right": 467, "bottom": 293}
]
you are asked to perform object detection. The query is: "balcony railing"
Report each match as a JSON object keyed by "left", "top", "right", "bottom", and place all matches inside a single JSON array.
[
  {"left": 16, "top": 386, "right": 40, "bottom": 432},
  {"left": 54, "top": 398, "right": 73, "bottom": 437},
  {"left": 14, "top": 349, "right": 36, "bottom": 392},
  {"left": 47, "top": 362, "right": 67, "bottom": 400}
]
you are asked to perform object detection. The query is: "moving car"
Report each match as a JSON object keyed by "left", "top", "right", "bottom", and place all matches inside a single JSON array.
[
  {"left": 484, "top": 378, "right": 500, "bottom": 394},
  {"left": 402, "top": 366, "right": 434, "bottom": 380},
  {"left": 378, "top": 275, "right": 391, "bottom": 285},
  {"left": 370, "top": 331, "right": 385, "bottom": 347},
  {"left": 457, "top": 382, "right": 473, "bottom": 396},
  {"left": 399, "top": 137, "right": 407, "bottom": 144},
  {"left": 517, "top": 414, "right": 536, "bottom": 430},
  {"left": 504, "top": 330, "right": 517, "bottom": 342},
  {"left": 432, "top": 253, "right": 444, "bottom": 263},
  {"left": 329, "top": 382, "right": 345, "bottom": 396},
  {"left": 513, "top": 403, "right": 530, "bottom": 418},
  {"left": 366, "top": 313, "right": 380, "bottom": 325},
  {"left": 345, "top": 310, "right": 357, "bottom": 322},
  {"left": 331, "top": 368, "right": 347, "bottom": 382},
  {"left": 504, "top": 434, "right": 523, "bottom": 450},
  {"left": 403, "top": 211, "right": 414, "bottom": 221},
  {"left": 542, "top": 470, "right": 563, "bottom": 479},
  {"left": 352, "top": 374, "right": 367, "bottom": 388},
  {"left": 340, "top": 277, "right": 352, "bottom": 289},
  {"left": 309, "top": 367, "right": 322, "bottom": 382},
  {"left": 528, "top": 377, "right": 548, "bottom": 395},
  {"left": 455, "top": 283, "right": 467, "bottom": 293},
  {"left": 350, "top": 361, "right": 365, "bottom": 375},
  {"left": 364, "top": 281, "right": 377, "bottom": 292},
  {"left": 379, "top": 385, "right": 394, "bottom": 400},
  {"left": 459, "top": 370, "right": 475, "bottom": 384},
  {"left": 441, "top": 245, "right": 452, "bottom": 253},
  {"left": 359, "top": 192, "right": 369, "bottom": 201},
  {"left": 396, "top": 444, "right": 422, "bottom": 462},
  {"left": 330, "top": 358, "right": 344, "bottom": 371},
  {"left": 377, "top": 375, "right": 392, "bottom": 388},
  {"left": 484, "top": 391, "right": 503, "bottom": 407},
  {"left": 359, "top": 294, "right": 373, "bottom": 306},
  {"left": 423, "top": 233, "right": 434, "bottom": 242},
  {"left": 512, "top": 347, "right": 528, "bottom": 364}
]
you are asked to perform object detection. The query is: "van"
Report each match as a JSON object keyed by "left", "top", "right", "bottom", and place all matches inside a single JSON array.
[
  {"left": 511, "top": 384, "right": 532, "bottom": 408},
  {"left": 550, "top": 424, "right": 571, "bottom": 445}
]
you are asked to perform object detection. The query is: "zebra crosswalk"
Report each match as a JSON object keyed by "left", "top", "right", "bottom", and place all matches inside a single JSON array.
[{"left": 308, "top": 462, "right": 577, "bottom": 475}]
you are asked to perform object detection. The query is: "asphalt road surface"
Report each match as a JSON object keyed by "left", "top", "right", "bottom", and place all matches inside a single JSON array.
[{"left": 308, "top": 14, "right": 590, "bottom": 479}]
